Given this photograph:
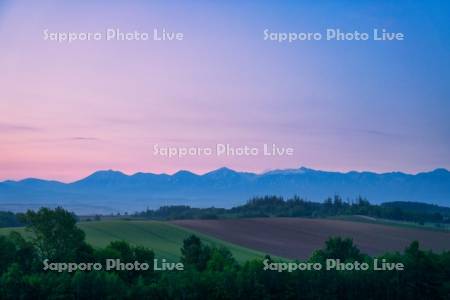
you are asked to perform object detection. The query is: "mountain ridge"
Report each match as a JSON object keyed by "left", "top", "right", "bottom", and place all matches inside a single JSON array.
[
  {"left": 4, "top": 166, "right": 449, "bottom": 184},
  {"left": 1, "top": 167, "right": 449, "bottom": 214}
]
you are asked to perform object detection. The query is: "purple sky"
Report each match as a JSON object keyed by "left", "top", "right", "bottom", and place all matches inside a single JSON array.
[{"left": 1, "top": 1, "right": 449, "bottom": 181}]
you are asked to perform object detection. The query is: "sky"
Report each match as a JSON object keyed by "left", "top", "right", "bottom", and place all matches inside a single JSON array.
[{"left": 0, "top": 0, "right": 449, "bottom": 182}]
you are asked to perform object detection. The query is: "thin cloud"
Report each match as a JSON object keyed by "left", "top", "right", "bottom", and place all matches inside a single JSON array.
[
  {"left": 0, "top": 122, "right": 40, "bottom": 132},
  {"left": 357, "top": 129, "right": 409, "bottom": 140},
  {"left": 70, "top": 137, "right": 101, "bottom": 141}
]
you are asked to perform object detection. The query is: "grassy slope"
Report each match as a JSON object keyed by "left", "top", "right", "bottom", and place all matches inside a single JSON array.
[{"left": 0, "top": 220, "right": 269, "bottom": 263}]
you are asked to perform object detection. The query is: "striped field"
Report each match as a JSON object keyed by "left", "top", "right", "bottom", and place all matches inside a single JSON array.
[{"left": 0, "top": 220, "right": 270, "bottom": 262}]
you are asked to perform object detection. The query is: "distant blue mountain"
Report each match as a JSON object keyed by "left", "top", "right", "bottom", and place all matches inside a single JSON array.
[{"left": 0, "top": 167, "right": 449, "bottom": 214}]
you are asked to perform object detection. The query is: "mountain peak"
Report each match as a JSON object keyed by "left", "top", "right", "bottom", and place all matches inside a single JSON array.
[
  {"left": 299, "top": 166, "right": 317, "bottom": 172},
  {"left": 204, "top": 167, "right": 238, "bottom": 176},
  {"left": 73, "top": 170, "right": 128, "bottom": 185},
  {"left": 173, "top": 170, "right": 197, "bottom": 177},
  {"left": 432, "top": 168, "right": 449, "bottom": 173},
  {"left": 89, "top": 169, "right": 127, "bottom": 177},
  {"left": 264, "top": 166, "right": 316, "bottom": 175}
]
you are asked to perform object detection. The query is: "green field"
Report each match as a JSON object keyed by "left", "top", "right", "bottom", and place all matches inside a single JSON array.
[{"left": 0, "top": 220, "right": 268, "bottom": 262}]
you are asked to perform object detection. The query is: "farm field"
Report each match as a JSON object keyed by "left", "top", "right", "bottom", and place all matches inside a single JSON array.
[
  {"left": 172, "top": 218, "right": 450, "bottom": 259},
  {"left": 0, "top": 220, "right": 267, "bottom": 262}
]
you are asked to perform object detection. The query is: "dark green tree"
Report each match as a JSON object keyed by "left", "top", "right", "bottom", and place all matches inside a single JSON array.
[
  {"left": 181, "top": 235, "right": 211, "bottom": 271},
  {"left": 311, "top": 237, "right": 364, "bottom": 262},
  {"left": 22, "top": 207, "right": 91, "bottom": 261}
]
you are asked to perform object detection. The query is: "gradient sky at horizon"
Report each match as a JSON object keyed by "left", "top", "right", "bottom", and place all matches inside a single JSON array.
[{"left": 1, "top": 0, "right": 449, "bottom": 182}]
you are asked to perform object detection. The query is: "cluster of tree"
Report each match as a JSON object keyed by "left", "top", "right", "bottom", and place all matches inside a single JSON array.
[
  {"left": 135, "top": 196, "right": 450, "bottom": 224},
  {"left": 137, "top": 205, "right": 227, "bottom": 220},
  {"left": 0, "top": 211, "right": 23, "bottom": 228},
  {"left": 0, "top": 207, "right": 449, "bottom": 299},
  {"left": 381, "top": 201, "right": 450, "bottom": 218}
]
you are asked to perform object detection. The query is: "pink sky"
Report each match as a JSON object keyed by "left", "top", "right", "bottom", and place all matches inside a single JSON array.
[{"left": 1, "top": 1, "right": 449, "bottom": 182}]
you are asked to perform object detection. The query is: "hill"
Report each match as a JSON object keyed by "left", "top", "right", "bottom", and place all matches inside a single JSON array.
[
  {"left": 173, "top": 218, "right": 450, "bottom": 259},
  {"left": 0, "top": 220, "right": 267, "bottom": 262}
]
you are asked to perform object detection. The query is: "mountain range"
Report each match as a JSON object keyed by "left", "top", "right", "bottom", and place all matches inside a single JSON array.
[{"left": 1, "top": 167, "right": 449, "bottom": 214}]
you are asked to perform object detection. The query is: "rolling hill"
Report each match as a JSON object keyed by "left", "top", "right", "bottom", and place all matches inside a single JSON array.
[{"left": 0, "top": 220, "right": 267, "bottom": 262}]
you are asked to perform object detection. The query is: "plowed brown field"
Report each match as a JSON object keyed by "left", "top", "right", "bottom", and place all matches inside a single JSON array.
[{"left": 172, "top": 218, "right": 450, "bottom": 259}]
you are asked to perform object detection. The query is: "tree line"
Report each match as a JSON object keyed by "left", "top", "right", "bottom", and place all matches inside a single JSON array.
[
  {"left": 136, "top": 196, "right": 450, "bottom": 225},
  {"left": 1, "top": 196, "right": 448, "bottom": 229}
]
